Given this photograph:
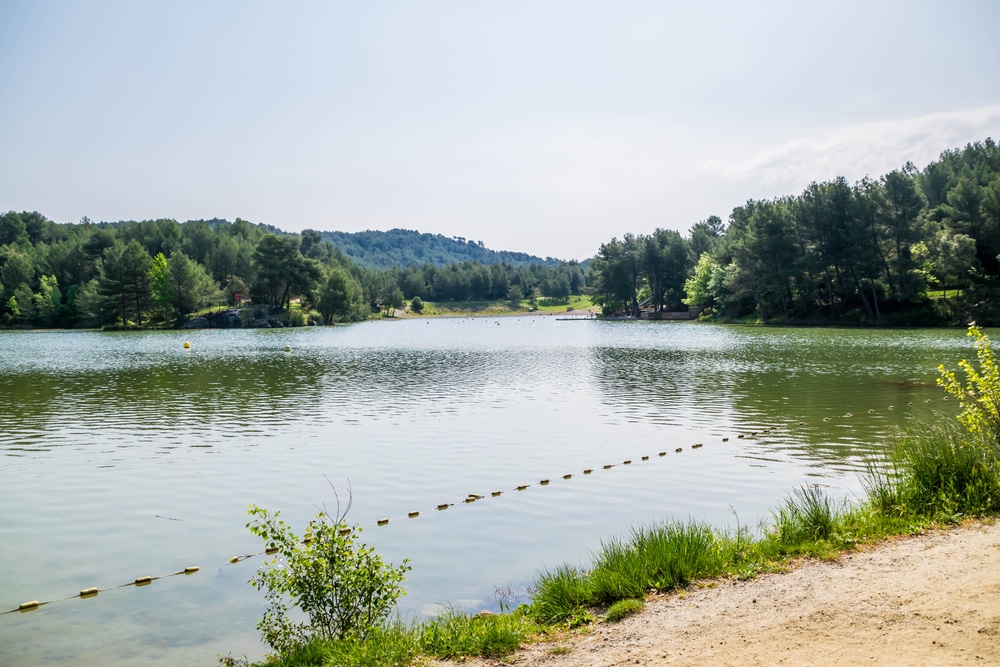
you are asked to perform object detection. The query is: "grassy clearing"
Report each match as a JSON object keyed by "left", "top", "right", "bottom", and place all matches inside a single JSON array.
[{"left": 227, "top": 325, "right": 1000, "bottom": 667}]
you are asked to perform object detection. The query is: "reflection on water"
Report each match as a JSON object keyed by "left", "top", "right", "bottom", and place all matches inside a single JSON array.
[{"left": 0, "top": 320, "right": 975, "bottom": 665}]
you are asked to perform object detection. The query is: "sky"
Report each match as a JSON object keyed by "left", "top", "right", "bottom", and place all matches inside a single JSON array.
[{"left": 1, "top": 1, "right": 999, "bottom": 261}]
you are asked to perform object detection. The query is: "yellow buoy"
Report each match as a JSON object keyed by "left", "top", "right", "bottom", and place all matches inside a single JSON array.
[
  {"left": 19, "top": 601, "right": 40, "bottom": 612},
  {"left": 491, "top": 490, "right": 502, "bottom": 496},
  {"left": 407, "top": 510, "right": 419, "bottom": 518},
  {"left": 539, "top": 479, "right": 550, "bottom": 485},
  {"left": 80, "top": 587, "right": 99, "bottom": 598},
  {"left": 377, "top": 518, "right": 389, "bottom": 526},
  {"left": 641, "top": 455, "right": 649, "bottom": 461},
  {"left": 134, "top": 576, "right": 153, "bottom": 586},
  {"left": 583, "top": 469, "right": 593, "bottom": 474},
  {"left": 265, "top": 547, "right": 279, "bottom": 555},
  {"left": 516, "top": 484, "right": 528, "bottom": 491},
  {"left": 183, "top": 341, "right": 190, "bottom": 349},
  {"left": 284, "top": 345, "right": 292, "bottom": 353},
  {"left": 184, "top": 566, "right": 200, "bottom": 575}
]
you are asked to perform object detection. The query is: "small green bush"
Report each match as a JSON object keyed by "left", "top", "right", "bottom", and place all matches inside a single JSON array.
[
  {"left": 938, "top": 324, "right": 1000, "bottom": 445},
  {"left": 246, "top": 499, "right": 411, "bottom": 653},
  {"left": 604, "top": 599, "right": 644, "bottom": 622}
]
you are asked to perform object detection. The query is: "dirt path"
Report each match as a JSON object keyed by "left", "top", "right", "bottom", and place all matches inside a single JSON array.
[{"left": 442, "top": 521, "right": 1000, "bottom": 666}]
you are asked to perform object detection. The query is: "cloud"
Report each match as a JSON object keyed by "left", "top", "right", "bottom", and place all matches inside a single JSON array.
[{"left": 710, "top": 105, "right": 1000, "bottom": 192}]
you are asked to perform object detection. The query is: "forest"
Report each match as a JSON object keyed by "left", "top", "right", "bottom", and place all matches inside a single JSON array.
[
  {"left": 318, "top": 228, "right": 561, "bottom": 269},
  {"left": 0, "top": 137, "right": 997, "bottom": 328},
  {"left": 0, "top": 213, "right": 585, "bottom": 328},
  {"left": 590, "top": 138, "right": 1000, "bottom": 325}
]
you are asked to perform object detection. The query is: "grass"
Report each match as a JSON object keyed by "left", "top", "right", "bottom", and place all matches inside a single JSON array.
[
  {"left": 418, "top": 608, "right": 539, "bottom": 659},
  {"left": 604, "top": 599, "right": 644, "bottom": 622}
]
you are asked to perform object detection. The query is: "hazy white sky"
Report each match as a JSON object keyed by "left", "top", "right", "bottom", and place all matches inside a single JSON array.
[{"left": 2, "top": 0, "right": 998, "bottom": 260}]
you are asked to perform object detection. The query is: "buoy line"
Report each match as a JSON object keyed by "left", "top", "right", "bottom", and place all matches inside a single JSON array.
[{"left": 0, "top": 398, "right": 940, "bottom": 617}]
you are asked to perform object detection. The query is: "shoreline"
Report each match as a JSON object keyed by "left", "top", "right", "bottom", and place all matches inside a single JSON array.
[{"left": 437, "top": 520, "right": 1000, "bottom": 666}]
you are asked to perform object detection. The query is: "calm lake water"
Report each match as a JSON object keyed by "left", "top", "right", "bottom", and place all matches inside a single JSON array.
[{"left": 0, "top": 318, "right": 977, "bottom": 665}]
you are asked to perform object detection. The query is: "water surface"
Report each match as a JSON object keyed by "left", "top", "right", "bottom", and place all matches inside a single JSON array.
[{"left": 0, "top": 319, "right": 973, "bottom": 665}]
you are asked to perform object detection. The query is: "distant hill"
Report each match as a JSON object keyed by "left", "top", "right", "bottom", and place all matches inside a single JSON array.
[{"left": 318, "top": 228, "right": 563, "bottom": 269}]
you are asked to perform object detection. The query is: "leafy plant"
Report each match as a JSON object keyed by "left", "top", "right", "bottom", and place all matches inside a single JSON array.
[
  {"left": 246, "top": 490, "right": 411, "bottom": 653},
  {"left": 938, "top": 324, "right": 1000, "bottom": 445}
]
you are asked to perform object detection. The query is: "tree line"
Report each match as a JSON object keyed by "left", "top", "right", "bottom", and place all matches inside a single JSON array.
[
  {"left": 589, "top": 138, "right": 1000, "bottom": 325},
  {"left": 3, "top": 137, "right": 996, "bottom": 328},
  {"left": 0, "top": 214, "right": 586, "bottom": 328}
]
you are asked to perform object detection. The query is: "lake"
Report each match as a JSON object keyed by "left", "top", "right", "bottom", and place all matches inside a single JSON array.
[{"left": 0, "top": 317, "right": 975, "bottom": 665}]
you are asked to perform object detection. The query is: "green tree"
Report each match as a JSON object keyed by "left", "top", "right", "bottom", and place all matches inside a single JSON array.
[
  {"left": 252, "top": 235, "right": 320, "bottom": 311},
  {"left": 32, "top": 274, "right": 61, "bottom": 326},
  {"left": 315, "top": 266, "right": 364, "bottom": 324},
  {"left": 0, "top": 211, "right": 29, "bottom": 246},
  {"left": 99, "top": 240, "right": 153, "bottom": 326},
  {"left": 168, "top": 251, "right": 219, "bottom": 320},
  {"left": 148, "top": 252, "right": 174, "bottom": 320}
]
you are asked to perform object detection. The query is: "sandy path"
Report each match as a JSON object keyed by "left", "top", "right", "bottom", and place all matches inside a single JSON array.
[{"left": 440, "top": 521, "right": 1000, "bottom": 666}]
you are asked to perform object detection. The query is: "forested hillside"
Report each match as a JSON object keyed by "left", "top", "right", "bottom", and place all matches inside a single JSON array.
[
  {"left": 320, "top": 228, "right": 562, "bottom": 268},
  {"left": 589, "top": 138, "right": 1000, "bottom": 325},
  {"left": 0, "top": 215, "right": 584, "bottom": 328}
]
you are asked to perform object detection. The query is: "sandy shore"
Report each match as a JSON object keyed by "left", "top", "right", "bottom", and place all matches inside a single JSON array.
[{"left": 436, "top": 521, "right": 1000, "bottom": 666}]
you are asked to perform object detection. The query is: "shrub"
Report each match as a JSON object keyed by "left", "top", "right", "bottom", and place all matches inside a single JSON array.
[
  {"left": 938, "top": 324, "right": 1000, "bottom": 446},
  {"left": 409, "top": 297, "right": 423, "bottom": 314},
  {"left": 246, "top": 497, "right": 411, "bottom": 653}
]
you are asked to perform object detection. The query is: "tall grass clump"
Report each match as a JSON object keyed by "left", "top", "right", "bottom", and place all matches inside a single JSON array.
[
  {"left": 589, "top": 522, "right": 724, "bottom": 603},
  {"left": 529, "top": 564, "right": 594, "bottom": 623},
  {"left": 419, "top": 608, "right": 537, "bottom": 659},
  {"left": 872, "top": 421, "right": 1000, "bottom": 520},
  {"left": 771, "top": 484, "right": 843, "bottom": 553}
]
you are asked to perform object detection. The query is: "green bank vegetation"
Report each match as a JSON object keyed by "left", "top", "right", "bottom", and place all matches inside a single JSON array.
[{"left": 223, "top": 326, "right": 1000, "bottom": 667}]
